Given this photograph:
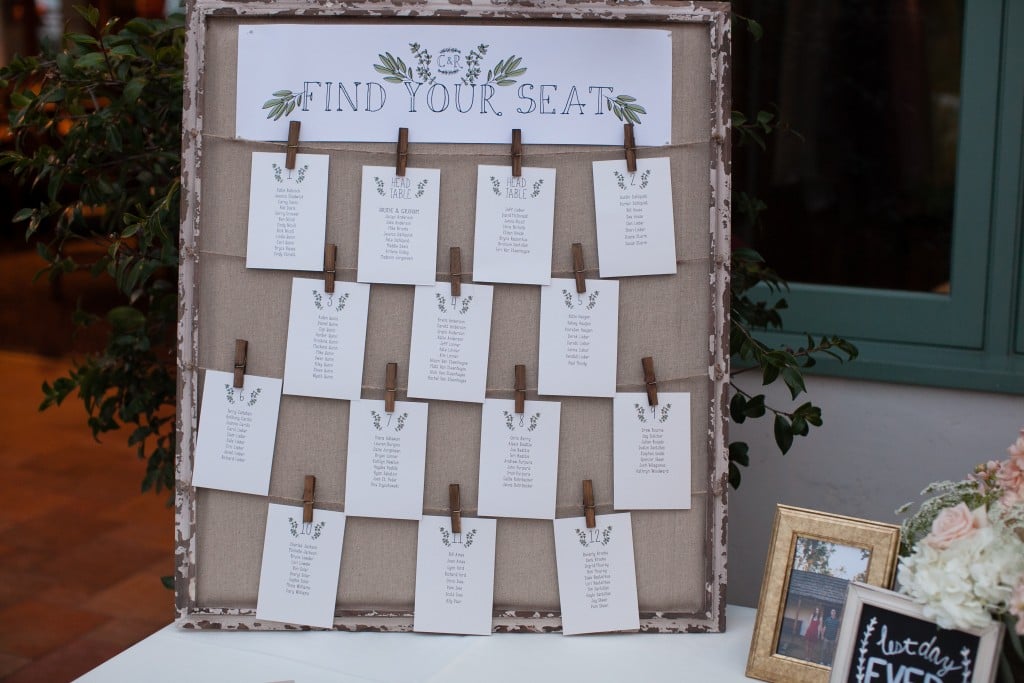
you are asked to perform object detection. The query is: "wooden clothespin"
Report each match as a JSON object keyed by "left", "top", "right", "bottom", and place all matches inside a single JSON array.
[
  {"left": 302, "top": 475, "right": 316, "bottom": 524},
  {"left": 285, "top": 120, "right": 301, "bottom": 170},
  {"left": 384, "top": 362, "right": 398, "bottom": 413},
  {"left": 449, "top": 484, "right": 462, "bottom": 534},
  {"left": 623, "top": 123, "right": 637, "bottom": 173},
  {"left": 511, "top": 129, "right": 523, "bottom": 177},
  {"left": 396, "top": 127, "right": 409, "bottom": 177},
  {"left": 450, "top": 247, "right": 462, "bottom": 298},
  {"left": 642, "top": 356, "right": 658, "bottom": 406},
  {"left": 514, "top": 364, "right": 526, "bottom": 414},
  {"left": 583, "top": 479, "right": 596, "bottom": 529},
  {"left": 324, "top": 244, "right": 337, "bottom": 294},
  {"left": 571, "top": 243, "right": 586, "bottom": 294},
  {"left": 232, "top": 339, "right": 248, "bottom": 389}
]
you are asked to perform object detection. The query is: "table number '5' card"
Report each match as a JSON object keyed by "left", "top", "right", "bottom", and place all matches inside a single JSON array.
[{"left": 538, "top": 278, "right": 619, "bottom": 397}]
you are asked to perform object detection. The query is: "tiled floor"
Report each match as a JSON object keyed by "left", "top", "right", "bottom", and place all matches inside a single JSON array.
[{"left": 0, "top": 351, "right": 173, "bottom": 682}]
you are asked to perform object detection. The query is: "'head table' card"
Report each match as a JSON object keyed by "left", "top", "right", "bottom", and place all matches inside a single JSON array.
[
  {"left": 477, "top": 398, "right": 561, "bottom": 520},
  {"left": 592, "top": 157, "right": 677, "bottom": 277},
  {"left": 344, "top": 399, "right": 429, "bottom": 520},
  {"left": 407, "top": 282, "right": 494, "bottom": 404},
  {"left": 553, "top": 512, "right": 640, "bottom": 635},
  {"left": 413, "top": 515, "right": 497, "bottom": 635},
  {"left": 283, "top": 277, "right": 371, "bottom": 400},
  {"left": 538, "top": 278, "right": 619, "bottom": 397},
  {"left": 613, "top": 393, "right": 691, "bottom": 510},
  {"left": 255, "top": 503, "right": 347, "bottom": 629},
  {"left": 471, "top": 165, "right": 556, "bottom": 285},
  {"left": 246, "top": 152, "right": 329, "bottom": 271},
  {"left": 357, "top": 166, "right": 441, "bottom": 284},
  {"left": 192, "top": 369, "right": 282, "bottom": 496}
]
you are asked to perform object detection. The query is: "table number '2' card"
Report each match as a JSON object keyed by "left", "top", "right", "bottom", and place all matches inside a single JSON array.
[
  {"left": 192, "top": 369, "right": 282, "bottom": 496},
  {"left": 255, "top": 503, "right": 347, "bottom": 629},
  {"left": 592, "top": 157, "right": 677, "bottom": 277},
  {"left": 553, "top": 512, "right": 640, "bottom": 635},
  {"left": 413, "top": 515, "right": 497, "bottom": 635},
  {"left": 357, "top": 166, "right": 441, "bottom": 285},
  {"left": 246, "top": 152, "right": 329, "bottom": 271},
  {"left": 282, "top": 277, "right": 371, "bottom": 400}
]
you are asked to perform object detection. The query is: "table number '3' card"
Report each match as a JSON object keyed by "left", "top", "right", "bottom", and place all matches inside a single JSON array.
[
  {"left": 553, "top": 512, "right": 640, "bottom": 635},
  {"left": 413, "top": 515, "right": 497, "bottom": 635},
  {"left": 255, "top": 503, "right": 346, "bottom": 629},
  {"left": 192, "top": 369, "right": 282, "bottom": 496},
  {"left": 246, "top": 152, "right": 329, "bottom": 271}
]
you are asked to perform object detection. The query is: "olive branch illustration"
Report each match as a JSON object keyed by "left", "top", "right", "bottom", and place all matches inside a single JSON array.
[
  {"left": 416, "top": 179, "right": 429, "bottom": 198},
  {"left": 502, "top": 410, "right": 542, "bottom": 431},
  {"left": 272, "top": 163, "right": 308, "bottom": 184},
  {"left": 613, "top": 168, "right": 652, "bottom": 191},
  {"left": 288, "top": 517, "right": 325, "bottom": 540},
  {"left": 262, "top": 89, "right": 304, "bottom": 121},
  {"left": 531, "top": 179, "right": 544, "bottom": 198},
  {"left": 373, "top": 48, "right": 525, "bottom": 89},
  {"left": 561, "top": 289, "right": 600, "bottom": 310},
  {"left": 312, "top": 290, "right": 349, "bottom": 311},
  {"left": 373, "top": 176, "right": 385, "bottom": 197},
  {"left": 634, "top": 402, "right": 672, "bottom": 424},
  {"left": 440, "top": 526, "right": 478, "bottom": 547},
  {"left": 605, "top": 94, "right": 647, "bottom": 125},
  {"left": 224, "top": 384, "right": 262, "bottom": 407},
  {"left": 574, "top": 525, "right": 613, "bottom": 547},
  {"left": 489, "top": 176, "right": 501, "bottom": 196},
  {"left": 371, "top": 410, "right": 409, "bottom": 432},
  {"left": 435, "top": 292, "right": 474, "bottom": 315}
]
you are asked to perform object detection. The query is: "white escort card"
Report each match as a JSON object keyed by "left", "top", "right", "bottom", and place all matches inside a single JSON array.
[
  {"left": 407, "top": 283, "right": 494, "bottom": 403},
  {"left": 192, "top": 370, "right": 282, "bottom": 496},
  {"left": 537, "top": 278, "right": 620, "bottom": 397},
  {"left": 592, "top": 157, "right": 677, "bottom": 277},
  {"left": 613, "top": 393, "right": 691, "bottom": 510},
  {"left": 282, "top": 277, "right": 371, "bottom": 400},
  {"left": 255, "top": 503, "right": 347, "bottom": 629},
  {"left": 246, "top": 152, "right": 329, "bottom": 271},
  {"left": 471, "top": 165, "right": 557, "bottom": 285},
  {"left": 477, "top": 399, "right": 561, "bottom": 519},
  {"left": 344, "top": 399, "right": 429, "bottom": 520},
  {"left": 357, "top": 166, "right": 441, "bottom": 284},
  {"left": 413, "top": 515, "right": 497, "bottom": 635},
  {"left": 553, "top": 512, "right": 640, "bottom": 635}
]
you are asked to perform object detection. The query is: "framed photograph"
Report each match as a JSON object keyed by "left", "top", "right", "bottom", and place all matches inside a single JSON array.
[
  {"left": 829, "top": 582, "right": 1004, "bottom": 683},
  {"left": 746, "top": 505, "right": 901, "bottom": 683}
]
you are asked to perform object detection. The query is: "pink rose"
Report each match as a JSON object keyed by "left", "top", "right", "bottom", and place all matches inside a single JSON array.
[
  {"left": 1009, "top": 428, "right": 1024, "bottom": 460},
  {"left": 1010, "top": 578, "right": 1024, "bottom": 636},
  {"left": 998, "top": 454, "right": 1024, "bottom": 506},
  {"left": 924, "top": 503, "right": 988, "bottom": 549}
]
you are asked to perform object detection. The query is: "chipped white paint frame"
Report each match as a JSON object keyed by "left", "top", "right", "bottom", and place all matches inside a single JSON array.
[{"left": 176, "top": 0, "right": 731, "bottom": 633}]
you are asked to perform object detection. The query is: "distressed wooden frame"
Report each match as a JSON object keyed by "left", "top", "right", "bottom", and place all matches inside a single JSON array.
[
  {"left": 746, "top": 505, "right": 901, "bottom": 682},
  {"left": 175, "top": 0, "right": 731, "bottom": 633}
]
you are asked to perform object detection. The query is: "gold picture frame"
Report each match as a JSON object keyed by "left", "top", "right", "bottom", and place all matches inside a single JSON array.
[{"left": 746, "top": 505, "right": 901, "bottom": 683}]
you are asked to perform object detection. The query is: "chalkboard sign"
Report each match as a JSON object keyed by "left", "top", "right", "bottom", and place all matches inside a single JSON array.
[{"left": 829, "top": 583, "right": 1004, "bottom": 683}]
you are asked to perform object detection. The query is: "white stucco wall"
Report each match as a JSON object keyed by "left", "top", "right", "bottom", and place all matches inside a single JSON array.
[{"left": 727, "top": 374, "right": 1023, "bottom": 608}]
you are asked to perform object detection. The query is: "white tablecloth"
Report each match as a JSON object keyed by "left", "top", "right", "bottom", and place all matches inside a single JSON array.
[{"left": 75, "top": 605, "right": 758, "bottom": 682}]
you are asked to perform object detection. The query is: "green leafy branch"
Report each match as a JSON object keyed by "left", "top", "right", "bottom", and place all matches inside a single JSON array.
[
  {"left": 262, "top": 89, "right": 303, "bottom": 121},
  {"left": 373, "top": 51, "right": 416, "bottom": 85},
  {"left": 605, "top": 94, "right": 647, "bottom": 125},
  {"left": 727, "top": 249, "right": 858, "bottom": 488},
  {"left": 483, "top": 56, "right": 526, "bottom": 87}
]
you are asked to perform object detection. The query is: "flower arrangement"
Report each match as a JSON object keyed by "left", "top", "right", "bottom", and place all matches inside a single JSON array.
[{"left": 897, "top": 428, "right": 1024, "bottom": 676}]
